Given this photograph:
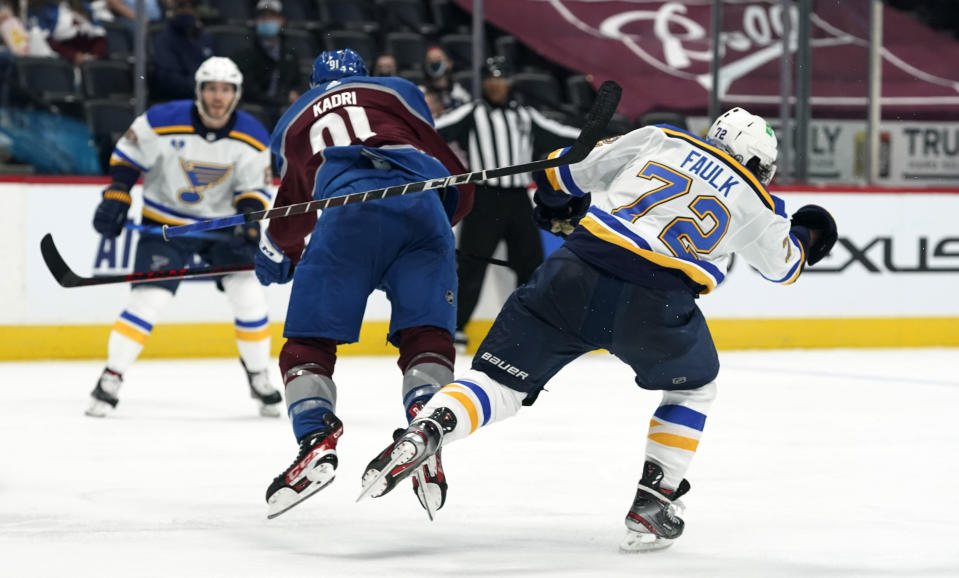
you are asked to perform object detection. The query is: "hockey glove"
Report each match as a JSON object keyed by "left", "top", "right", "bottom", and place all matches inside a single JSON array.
[
  {"left": 93, "top": 185, "right": 132, "bottom": 238},
  {"left": 230, "top": 198, "right": 265, "bottom": 258},
  {"left": 790, "top": 204, "right": 837, "bottom": 266},
  {"left": 533, "top": 189, "right": 592, "bottom": 238},
  {"left": 255, "top": 229, "right": 294, "bottom": 286}
]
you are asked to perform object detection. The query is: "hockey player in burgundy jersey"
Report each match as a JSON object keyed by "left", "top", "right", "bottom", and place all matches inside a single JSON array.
[
  {"left": 255, "top": 49, "right": 473, "bottom": 519},
  {"left": 360, "top": 108, "right": 838, "bottom": 548}
]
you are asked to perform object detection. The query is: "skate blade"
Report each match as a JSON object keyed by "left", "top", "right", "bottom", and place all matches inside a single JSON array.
[
  {"left": 266, "top": 464, "right": 335, "bottom": 519},
  {"left": 258, "top": 403, "right": 282, "bottom": 418},
  {"left": 619, "top": 529, "right": 675, "bottom": 553},
  {"left": 356, "top": 444, "right": 415, "bottom": 503},
  {"left": 413, "top": 469, "right": 436, "bottom": 521},
  {"left": 84, "top": 400, "right": 113, "bottom": 418}
]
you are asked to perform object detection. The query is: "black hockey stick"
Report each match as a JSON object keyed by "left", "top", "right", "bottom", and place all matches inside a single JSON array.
[
  {"left": 39, "top": 233, "right": 253, "bottom": 288},
  {"left": 162, "top": 80, "right": 622, "bottom": 240},
  {"left": 40, "top": 233, "right": 510, "bottom": 288}
]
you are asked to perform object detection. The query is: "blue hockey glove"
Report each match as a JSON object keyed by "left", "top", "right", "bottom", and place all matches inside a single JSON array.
[
  {"left": 790, "top": 204, "right": 837, "bottom": 266},
  {"left": 533, "top": 189, "right": 591, "bottom": 237},
  {"left": 255, "top": 229, "right": 294, "bottom": 286},
  {"left": 93, "top": 186, "right": 132, "bottom": 238}
]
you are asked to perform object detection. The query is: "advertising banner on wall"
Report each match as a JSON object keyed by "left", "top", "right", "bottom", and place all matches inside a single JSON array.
[
  {"left": 3, "top": 181, "right": 958, "bottom": 357},
  {"left": 685, "top": 117, "right": 959, "bottom": 185},
  {"left": 459, "top": 0, "right": 959, "bottom": 121},
  {"left": 5, "top": 182, "right": 959, "bottom": 325},
  {"left": 699, "top": 191, "right": 959, "bottom": 319}
]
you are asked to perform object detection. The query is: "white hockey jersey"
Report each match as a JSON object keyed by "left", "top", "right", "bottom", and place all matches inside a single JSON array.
[
  {"left": 110, "top": 100, "right": 272, "bottom": 225},
  {"left": 543, "top": 125, "right": 804, "bottom": 294}
]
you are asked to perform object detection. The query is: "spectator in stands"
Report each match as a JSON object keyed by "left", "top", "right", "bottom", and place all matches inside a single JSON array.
[
  {"left": 233, "top": 0, "right": 302, "bottom": 128},
  {"left": 371, "top": 53, "right": 397, "bottom": 77},
  {"left": 1, "top": 1, "right": 28, "bottom": 52},
  {"left": 0, "top": 3, "right": 20, "bottom": 108},
  {"left": 1, "top": 2, "right": 27, "bottom": 56},
  {"left": 424, "top": 89, "right": 443, "bottom": 120},
  {"left": 100, "top": 0, "right": 168, "bottom": 40},
  {"left": 107, "top": 0, "right": 168, "bottom": 22},
  {"left": 28, "top": 0, "right": 107, "bottom": 64},
  {"left": 149, "top": 0, "right": 211, "bottom": 101},
  {"left": 419, "top": 45, "right": 469, "bottom": 117}
]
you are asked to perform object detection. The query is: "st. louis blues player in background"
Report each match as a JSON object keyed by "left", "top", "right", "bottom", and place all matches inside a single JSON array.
[
  {"left": 255, "top": 49, "right": 473, "bottom": 519},
  {"left": 360, "top": 108, "right": 838, "bottom": 549},
  {"left": 87, "top": 56, "right": 282, "bottom": 419}
]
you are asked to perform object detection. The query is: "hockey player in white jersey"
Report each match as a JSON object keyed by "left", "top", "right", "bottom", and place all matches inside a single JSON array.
[
  {"left": 360, "top": 108, "right": 838, "bottom": 549},
  {"left": 86, "top": 56, "right": 282, "bottom": 418}
]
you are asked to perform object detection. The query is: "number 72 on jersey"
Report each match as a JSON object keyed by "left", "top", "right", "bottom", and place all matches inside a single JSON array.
[{"left": 612, "top": 162, "right": 730, "bottom": 260}]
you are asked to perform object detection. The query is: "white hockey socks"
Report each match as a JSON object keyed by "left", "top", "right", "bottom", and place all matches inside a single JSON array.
[
  {"left": 106, "top": 286, "right": 174, "bottom": 374},
  {"left": 644, "top": 381, "right": 717, "bottom": 490},
  {"left": 417, "top": 369, "right": 527, "bottom": 444},
  {"left": 222, "top": 272, "right": 271, "bottom": 372}
]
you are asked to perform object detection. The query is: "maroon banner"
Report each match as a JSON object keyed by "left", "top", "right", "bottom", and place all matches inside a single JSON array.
[{"left": 456, "top": 1, "right": 959, "bottom": 121}]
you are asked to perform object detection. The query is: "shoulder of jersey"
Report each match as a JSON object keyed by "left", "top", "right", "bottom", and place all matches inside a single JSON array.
[
  {"left": 343, "top": 75, "right": 417, "bottom": 92},
  {"left": 654, "top": 123, "right": 777, "bottom": 209},
  {"left": 339, "top": 76, "right": 424, "bottom": 105},
  {"left": 145, "top": 100, "right": 194, "bottom": 134},
  {"left": 650, "top": 124, "right": 703, "bottom": 143},
  {"left": 231, "top": 111, "right": 270, "bottom": 151}
]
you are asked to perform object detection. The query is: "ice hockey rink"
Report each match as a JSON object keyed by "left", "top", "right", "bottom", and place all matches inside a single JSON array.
[{"left": 1, "top": 348, "right": 958, "bottom": 578}]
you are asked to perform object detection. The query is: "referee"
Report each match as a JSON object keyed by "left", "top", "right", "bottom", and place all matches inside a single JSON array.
[{"left": 435, "top": 56, "right": 580, "bottom": 347}]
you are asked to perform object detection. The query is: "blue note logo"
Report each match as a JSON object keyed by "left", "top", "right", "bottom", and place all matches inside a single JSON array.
[
  {"left": 177, "top": 159, "right": 233, "bottom": 204},
  {"left": 150, "top": 254, "right": 170, "bottom": 270}
]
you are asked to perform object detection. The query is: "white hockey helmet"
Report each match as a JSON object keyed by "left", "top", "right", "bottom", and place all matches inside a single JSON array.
[
  {"left": 707, "top": 107, "right": 778, "bottom": 185},
  {"left": 194, "top": 56, "right": 243, "bottom": 123}
]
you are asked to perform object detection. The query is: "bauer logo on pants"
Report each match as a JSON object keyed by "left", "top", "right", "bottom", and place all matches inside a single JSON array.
[{"left": 480, "top": 351, "right": 529, "bottom": 380}]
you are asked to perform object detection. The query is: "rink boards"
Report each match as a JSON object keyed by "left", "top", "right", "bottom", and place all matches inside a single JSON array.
[{"left": 2, "top": 178, "right": 958, "bottom": 359}]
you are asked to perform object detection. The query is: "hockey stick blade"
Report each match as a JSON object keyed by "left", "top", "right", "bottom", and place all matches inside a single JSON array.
[
  {"left": 565, "top": 80, "right": 622, "bottom": 163},
  {"left": 40, "top": 233, "right": 83, "bottom": 288},
  {"left": 40, "top": 233, "right": 253, "bottom": 288},
  {"left": 163, "top": 81, "right": 622, "bottom": 240}
]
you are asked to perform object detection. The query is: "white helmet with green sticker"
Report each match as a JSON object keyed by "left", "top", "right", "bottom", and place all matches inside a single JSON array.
[{"left": 707, "top": 107, "right": 778, "bottom": 185}]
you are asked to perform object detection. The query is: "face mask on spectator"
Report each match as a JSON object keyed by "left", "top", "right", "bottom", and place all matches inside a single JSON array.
[
  {"left": 426, "top": 60, "right": 448, "bottom": 78},
  {"left": 172, "top": 14, "right": 196, "bottom": 32},
  {"left": 256, "top": 20, "right": 280, "bottom": 37}
]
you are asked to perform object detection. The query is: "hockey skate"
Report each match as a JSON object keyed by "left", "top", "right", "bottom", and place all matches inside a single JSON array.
[
  {"left": 242, "top": 360, "right": 282, "bottom": 417},
  {"left": 357, "top": 408, "right": 454, "bottom": 520},
  {"left": 265, "top": 412, "right": 343, "bottom": 519},
  {"left": 85, "top": 369, "right": 123, "bottom": 417},
  {"left": 620, "top": 461, "right": 691, "bottom": 552}
]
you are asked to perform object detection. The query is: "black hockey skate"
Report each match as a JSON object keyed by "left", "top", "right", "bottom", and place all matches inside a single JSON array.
[
  {"left": 357, "top": 408, "right": 455, "bottom": 520},
  {"left": 241, "top": 359, "right": 283, "bottom": 417},
  {"left": 621, "top": 461, "right": 691, "bottom": 552},
  {"left": 265, "top": 412, "right": 343, "bottom": 519},
  {"left": 85, "top": 369, "right": 123, "bottom": 417}
]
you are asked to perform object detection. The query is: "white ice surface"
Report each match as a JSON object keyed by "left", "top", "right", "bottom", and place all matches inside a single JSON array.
[{"left": 2, "top": 349, "right": 958, "bottom": 578}]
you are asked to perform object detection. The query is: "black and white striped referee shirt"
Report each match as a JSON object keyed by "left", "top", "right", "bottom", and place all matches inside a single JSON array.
[{"left": 434, "top": 100, "right": 581, "bottom": 188}]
